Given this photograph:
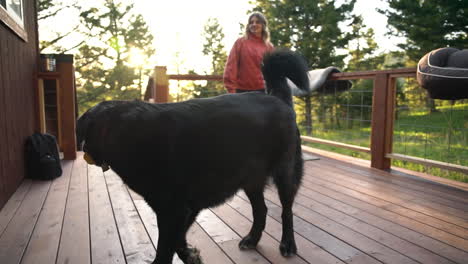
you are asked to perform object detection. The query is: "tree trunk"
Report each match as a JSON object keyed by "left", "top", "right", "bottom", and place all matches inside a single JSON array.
[
  {"left": 305, "top": 96, "right": 312, "bottom": 135},
  {"left": 335, "top": 105, "right": 341, "bottom": 129},
  {"left": 426, "top": 98, "right": 438, "bottom": 113}
]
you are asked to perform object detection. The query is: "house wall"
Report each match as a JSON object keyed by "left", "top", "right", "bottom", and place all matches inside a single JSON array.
[{"left": 0, "top": 0, "right": 40, "bottom": 209}]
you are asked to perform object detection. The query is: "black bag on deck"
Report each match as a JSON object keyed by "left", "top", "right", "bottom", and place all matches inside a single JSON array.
[{"left": 25, "top": 132, "right": 62, "bottom": 180}]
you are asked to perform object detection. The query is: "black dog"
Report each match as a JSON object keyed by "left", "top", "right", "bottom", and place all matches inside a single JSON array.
[{"left": 77, "top": 49, "right": 310, "bottom": 264}]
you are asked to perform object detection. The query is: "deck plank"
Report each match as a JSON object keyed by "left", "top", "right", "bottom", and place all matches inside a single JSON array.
[
  {"left": 105, "top": 170, "right": 155, "bottom": 264},
  {"left": 258, "top": 192, "right": 419, "bottom": 264},
  {"left": 0, "top": 180, "right": 51, "bottom": 264},
  {"left": 305, "top": 172, "right": 468, "bottom": 237},
  {"left": 300, "top": 176, "right": 468, "bottom": 262},
  {"left": 234, "top": 194, "right": 380, "bottom": 264},
  {"left": 305, "top": 167, "right": 468, "bottom": 228},
  {"left": 56, "top": 155, "right": 91, "bottom": 264},
  {"left": 218, "top": 239, "right": 271, "bottom": 264},
  {"left": 187, "top": 222, "right": 235, "bottom": 264},
  {"left": 227, "top": 195, "right": 346, "bottom": 264},
  {"left": 303, "top": 173, "right": 468, "bottom": 240},
  {"left": 304, "top": 171, "right": 468, "bottom": 251},
  {"left": 298, "top": 179, "right": 467, "bottom": 263},
  {"left": 310, "top": 162, "right": 468, "bottom": 215},
  {"left": 281, "top": 188, "right": 457, "bottom": 264},
  {"left": 303, "top": 147, "right": 468, "bottom": 193},
  {"left": 88, "top": 165, "right": 126, "bottom": 264},
  {"left": 312, "top": 161, "right": 468, "bottom": 212},
  {"left": 21, "top": 160, "right": 73, "bottom": 264},
  {"left": 197, "top": 209, "right": 239, "bottom": 244},
  {"left": 197, "top": 209, "right": 271, "bottom": 263},
  {"left": 313, "top": 157, "right": 468, "bottom": 204},
  {"left": 0, "top": 179, "right": 32, "bottom": 236},
  {"left": 211, "top": 203, "right": 309, "bottom": 264}
]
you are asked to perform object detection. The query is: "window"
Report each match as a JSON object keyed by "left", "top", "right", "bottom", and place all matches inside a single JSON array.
[{"left": 0, "top": 0, "right": 27, "bottom": 41}]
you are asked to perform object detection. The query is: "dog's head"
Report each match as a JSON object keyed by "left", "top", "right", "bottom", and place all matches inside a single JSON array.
[
  {"left": 81, "top": 119, "right": 111, "bottom": 172},
  {"left": 77, "top": 100, "right": 127, "bottom": 171},
  {"left": 76, "top": 100, "right": 127, "bottom": 149}
]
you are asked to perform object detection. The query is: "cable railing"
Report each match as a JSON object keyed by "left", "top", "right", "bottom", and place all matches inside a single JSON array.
[{"left": 150, "top": 66, "right": 468, "bottom": 177}]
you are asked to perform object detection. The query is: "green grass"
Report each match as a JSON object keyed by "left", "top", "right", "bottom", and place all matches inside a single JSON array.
[{"left": 300, "top": 104, "right": 468, "bottom": 183}]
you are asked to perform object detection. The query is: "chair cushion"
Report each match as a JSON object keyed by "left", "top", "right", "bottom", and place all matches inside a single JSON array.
[{"left": 417, "top": 47, "right": 468, "bottom": 100}]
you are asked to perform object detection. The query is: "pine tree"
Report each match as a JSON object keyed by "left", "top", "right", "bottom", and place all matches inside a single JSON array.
[
  {"left": 75, "top": 0, "right": 155, "bottom": 114},
  {"left": 379, "top": 0, "right": 468, "bottom": 63},
  {"left": 346, "top": 16, "right": 384, "bottom": 71},
  {"left": 37, "top": 0, "right": 82, "bottom": 52},
  {"left": 192, "top": 18, "right": 228, "bottom": 98}
]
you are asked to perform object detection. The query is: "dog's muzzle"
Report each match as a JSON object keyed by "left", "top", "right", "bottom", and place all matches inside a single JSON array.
[{"left": 84, "top": 152, "right": 110, "bottom": 172}]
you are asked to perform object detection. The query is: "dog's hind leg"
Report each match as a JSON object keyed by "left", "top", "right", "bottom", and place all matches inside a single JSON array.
[
  {"left": 239, "top": 188, "right": 267, "bottom": 250},
  {"left": 273, "top": 159, "right": 301, "bottom": 257},
  {"left": 277, "top": 185, "right": 297, "bottom": 257}
]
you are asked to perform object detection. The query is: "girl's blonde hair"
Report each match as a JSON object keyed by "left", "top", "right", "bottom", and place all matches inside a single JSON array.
[{"left": 244, "top": 12, "right": 271, "bottom": 44}]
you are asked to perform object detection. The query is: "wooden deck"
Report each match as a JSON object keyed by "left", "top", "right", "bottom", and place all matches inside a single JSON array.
[{"left": 0, "top": 150, "right": 467, "bottom": 264}]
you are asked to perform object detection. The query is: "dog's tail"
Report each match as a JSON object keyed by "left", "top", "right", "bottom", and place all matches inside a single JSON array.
[{"left": 262, "top": 49, "right": 310, "bottom": 106}]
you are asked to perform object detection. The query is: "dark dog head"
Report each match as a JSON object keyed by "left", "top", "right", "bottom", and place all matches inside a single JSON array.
[
  {"left": 76, "top": 100, "right": 127, "bottom": 150},
  {"left": 81, "top": 119, "right": 110, "bottom": 171},
  {"left": 76, "top": 100, "right": 130, "bottom": 171}
]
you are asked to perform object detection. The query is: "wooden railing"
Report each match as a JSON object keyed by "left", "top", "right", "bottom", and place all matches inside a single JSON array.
[{"left": 151, "top": 67, "right": 468, "bottom": 174}]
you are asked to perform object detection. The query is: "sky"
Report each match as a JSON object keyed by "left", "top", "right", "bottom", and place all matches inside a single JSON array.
[
  {"left": 132, "top": 0, "right": 399, "bottom": 73},
  {"left": 41, "top": 0, "right": 401, "bottom": 74}
]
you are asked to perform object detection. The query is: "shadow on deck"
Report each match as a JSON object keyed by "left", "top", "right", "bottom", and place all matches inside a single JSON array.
[{"left": 0, "top": 150, "right": 467, "bottom": 264}]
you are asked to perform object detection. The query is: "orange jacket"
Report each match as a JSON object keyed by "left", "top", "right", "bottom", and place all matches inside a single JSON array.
[{"left": 223, "top": 34, "right": 274, "bottom": 93}]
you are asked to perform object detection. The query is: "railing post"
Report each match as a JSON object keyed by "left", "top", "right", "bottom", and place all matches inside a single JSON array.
[
  {"left": 56, "top": 54, "right": 77, "bottom": 160},
  {"left": 371, "top": 73, "right": 395, "bottom": 170},
  {"left": 154, "top": 66, "right": 169, "bottom": 103}
]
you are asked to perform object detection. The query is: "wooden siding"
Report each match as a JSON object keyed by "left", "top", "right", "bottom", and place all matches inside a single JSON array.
[
  {"left": 0, "top": 150, "right": 466, "bottom": 264},
  {"left": 0, "top": 0, "right": 40, "bottom": 209}
]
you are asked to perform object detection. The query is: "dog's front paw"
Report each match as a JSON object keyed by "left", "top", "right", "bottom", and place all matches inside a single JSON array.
[
  {"left": 178, "top": 247, "right": 203, "bottom": 264},
  {"left": 279, "top": 239, "right": 297, "bottom": 257},
  {"left": 239, "top": 235, "right": 259, "bottom": 250}
]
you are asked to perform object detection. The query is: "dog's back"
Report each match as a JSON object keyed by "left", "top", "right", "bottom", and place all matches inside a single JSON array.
[{"left": 83, "top": 94, "right": 297, "bottom": 203}]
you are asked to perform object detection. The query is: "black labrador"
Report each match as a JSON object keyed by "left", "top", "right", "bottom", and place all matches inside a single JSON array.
[{"left": 77, "top": 49, "right": 310, "bottom": 264}]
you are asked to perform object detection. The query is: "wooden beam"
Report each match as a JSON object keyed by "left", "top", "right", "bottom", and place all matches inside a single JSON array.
[
  {"left": 328, "top": 68, "right": 416, "bottom": 80},
  {"left": 301, "top": 135, "right": 370, "bottom": 153},
  {"left": 56, "top": 55, "right": 77, "bottom": 160},
  {"left": 37, "top": 79, "right": 46, "bottom": 133},
  {"left": 386, "top": 153, "right": 468, "bottom": 175},
  {"left": 370, "top": 73, "right": 392, "bottom": 170},
  {"left": 154, "top": 66, "right": 169, "bottom": 103},
  {"left": 384, "top": 76, "right": 397, "bottom": 163},
  {"left": 168, "top": 74, "right": 223, "bottom": 81},
  {"left": 162, "top": 68, "right": 417, "bottom": 82}
]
